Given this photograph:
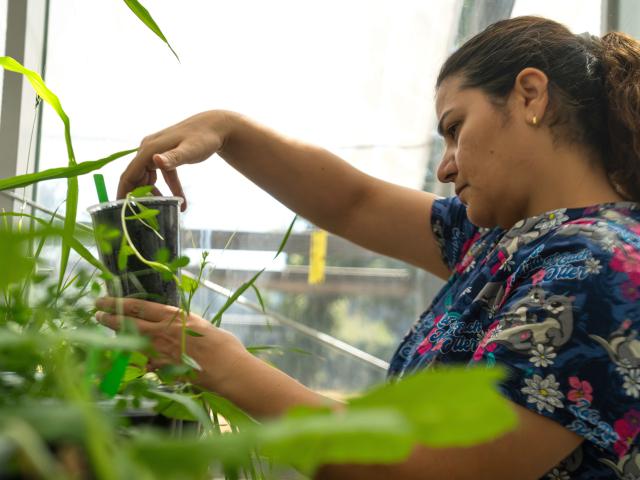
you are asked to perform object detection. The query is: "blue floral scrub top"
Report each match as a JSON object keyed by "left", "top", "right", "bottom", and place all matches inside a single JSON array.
[{"left": 388, "top": 197, "right": 640, "bottom": 479}]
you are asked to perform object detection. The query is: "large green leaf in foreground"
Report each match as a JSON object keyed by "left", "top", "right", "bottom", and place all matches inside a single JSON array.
[
  {"left": 350, "top": 366, "right": 515, "bottom": 447},
  {"left": 131, "top": 366, "right": 517, "bottom": 475}
]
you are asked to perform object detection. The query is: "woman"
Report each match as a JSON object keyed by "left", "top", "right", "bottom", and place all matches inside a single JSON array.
[{"left": 97, "top": 16, "right": 640, "bottom": 479}]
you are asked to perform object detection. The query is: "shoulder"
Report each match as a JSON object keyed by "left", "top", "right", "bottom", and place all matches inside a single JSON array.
[
  {"left": 507, "top": 204, "right": 640, "bottom": 282},
  {"left": 484, "top": 206, "right": 640, "bottom": 349}
]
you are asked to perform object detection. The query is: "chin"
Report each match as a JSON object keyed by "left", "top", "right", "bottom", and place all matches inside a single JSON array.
[{"left": 465, "top": 204, "right": 498, "bottom": 229}]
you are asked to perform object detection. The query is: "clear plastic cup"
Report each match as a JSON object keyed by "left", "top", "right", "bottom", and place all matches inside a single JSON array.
[{"left": 88, "top": 196, "right": 183, "bottom": 306}]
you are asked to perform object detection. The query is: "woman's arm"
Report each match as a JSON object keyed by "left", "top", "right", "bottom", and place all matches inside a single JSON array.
[
  {"left": 95, "top": 297, "right": 338, "bottom": 417},
  {"left": 95, "top": 297, "right": 582, "bottom": 479},
  {"left": 315, "top": 403, "right": 582, "bottom": 480},
  {"left": 117, "top": 111, "right": 450, "bottom": 279}
]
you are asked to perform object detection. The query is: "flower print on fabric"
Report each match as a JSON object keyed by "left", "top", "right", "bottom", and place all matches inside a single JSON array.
[
  {"left": 521, "top": 373, "right": 564, "bottom": 413},
  {"left": 622, "top": 369, "right": 640, "bottom": 399},
  {"left": 621, "top": 281, "right": 640, "bottom": 301},
  {"left": 612, "top": 410, "right": 640, "bottom": 458},
  {"left": 388, "top": 197, "right": 640, "bottom": 478},
  {"left": 535, "top": 210, "right": 570, "bottom": 231},
  {"left": 529, "top": 343, "right": 557, "bottom": 368},
  {"left": 585, "top": 257, "right": 602, "bottom": 275},
  {"left": 610, "top": 244, "right": 640, "bottom": 287},
  {"left": 545, "top": 468, "right": 570, "bottom": 480},
  {"left": 456, "top": 231, "right": 482, "bottom": 275},
  {"left": 567, "top": 377, "right": 593, "bottom": 406}
]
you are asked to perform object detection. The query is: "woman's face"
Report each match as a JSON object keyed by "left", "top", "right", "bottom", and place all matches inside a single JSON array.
[{"left": 435, "top": 75, "right": 538, "bottom": 229}]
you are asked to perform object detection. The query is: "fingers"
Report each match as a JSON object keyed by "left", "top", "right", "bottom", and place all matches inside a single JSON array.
[
  {"left": 117, "top": 111, "right": 227, "bottom": 201},
  {"left": 159, "top": 168, "right": 187, "bottom": 211},
  {"left": 117, "top": 137, "right": 186, "bottom": 201},
  {"left": 117, "top": 151, "right": 155, "bottom": 200},
  {"left": 95, "top": 297, "right": 180, "bottom": 323},
  {"left": 95, "top": 310, "right": 121, "bottom": 330}
]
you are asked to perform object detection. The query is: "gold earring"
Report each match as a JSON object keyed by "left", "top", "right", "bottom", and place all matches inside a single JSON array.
[{"left": 532, "top": 115, "right": 538, "bottom": 126}]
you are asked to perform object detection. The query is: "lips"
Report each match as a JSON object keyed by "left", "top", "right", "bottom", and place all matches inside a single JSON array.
[{"left": 455, "top": 185, "right": 467, "bottom": 196}]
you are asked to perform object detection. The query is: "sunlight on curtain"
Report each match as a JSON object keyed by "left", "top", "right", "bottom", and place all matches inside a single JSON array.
[
  {"left": 36, "top": 0, "right": 459, "bottom": 231},
  {"left": 512, "top": 0, "right": 601, "bottom": 33}
]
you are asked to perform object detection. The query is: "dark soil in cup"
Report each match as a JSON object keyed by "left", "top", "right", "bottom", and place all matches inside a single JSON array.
[{"left": 89, "top": 198, "right": 182, "bottom": 306}]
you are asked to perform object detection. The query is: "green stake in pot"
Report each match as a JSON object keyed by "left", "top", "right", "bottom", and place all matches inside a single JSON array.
[
  {"left": 92, "top": 172, "right": 132, "bottom": 397},
  {"left": 93, "top": 173, "right": 109, "bottom": 203}
]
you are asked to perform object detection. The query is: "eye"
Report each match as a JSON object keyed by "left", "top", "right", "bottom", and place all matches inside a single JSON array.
[{"left": 446, "top": 122, "right": 460, "bottom": 140}]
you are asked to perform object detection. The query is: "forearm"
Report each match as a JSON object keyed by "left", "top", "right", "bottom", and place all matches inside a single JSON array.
[
  {"left": 199, "top": 343, "right": 340, "bottom": 419},
  {"left": 218, "top": 111, "right": 372, "bottom": 234},
  {"left": 217, "top": 112, "right": 445, "bottom": 273}
]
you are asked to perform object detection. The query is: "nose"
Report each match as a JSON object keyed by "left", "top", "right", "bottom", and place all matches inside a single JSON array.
[{"left": 437, "top": 149, "right": 457, "bottom": 184}]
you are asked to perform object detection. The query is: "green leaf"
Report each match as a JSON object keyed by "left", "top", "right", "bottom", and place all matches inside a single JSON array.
[
  {"left": 122, "top": 365, "right": 145, "bottom": 383},
  {"left": 350, "top": 366, "right": 517, "bottom": 448},
  {"left": 62, "top": 329, "right": 148, "bottom": 351},
  {"left": 0, "top": 57, "right": 71, "bottom": 141},
  {"left": 180, "top": 275, "right": 198, "bottom": 294},
  {"left": 122, "top": 0, "right": 180, "bottom": 61},
  {"left": 59, "top": 176, "right": 78, "bottom": 292},
  {"left": 250, "top": 284, "right": 266, "bottom": 312},
  {"left": 0, "top": 403, "right": 86, "bottom": 443},
  {"left": 154, "top": 247, "right": 170, "bottom": 263},
  {"left": 128, "top": 350, "right": 149, "bottom": 368},
  {"left": 169, "top": 256, "right": 190, "bottom": 270},
  {"left": 0, "top": 418, "right": 66, "bottom": 476},
  {"left": 0, "top": 57, "right": 79, "bottom": 293},
  {"left": 0, "top": 57, "right": 83, "bottom": 295},
  {"left": 125, "top": 208, "right": 159, "bottom": 221},
  {"left": 130, "top": 434, "right": 252, "bottom": 477},
  {"left": 0, "top": 148, "right": 137, "bottom": 192},
  {"left": 118, "top": 243, "right": 134, "bottom": 271},
  {"left": 0, "top": 229, "right": 35, "bottom": 290},
  {"left": 181, "top": 352, "right": 202, "bottom": 371},
  {"left": 257, "top": 408, "right": 413, "bottom": 473},
  {"left": 185, "top": 329, "right": 204, "bottom": 337},
  {"left": 0, "top": 213, "right": 111, "bottom": 278},
  {"left": 126, "top": 200, "right": 160, "bottom": 232},
  {"left": 274, "top": 215, "right": 297, "bottom": 259},
  {"left": 201, "top": 392, "right": 257, "bottom": 428},
  {"left": 129, "top": 185, "right": 154, "bottom": 198},
  {"left": 150, "top": 390, "right": 213, "bottom": 433},
  {"left": 94, "top": 224, "right": 121, "bottom": 255},
  {"left": 211, "top": 269, "right": 265, "bottom": 326}
]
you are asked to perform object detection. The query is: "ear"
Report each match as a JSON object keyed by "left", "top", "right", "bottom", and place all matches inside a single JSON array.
[{"left": 511, "top": 67, "right": 550, "bottom": 124}]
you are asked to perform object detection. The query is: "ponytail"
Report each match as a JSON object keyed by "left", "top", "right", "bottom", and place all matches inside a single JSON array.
[{"left": 600, "top": 32, "right": 640, "bottom": 201}]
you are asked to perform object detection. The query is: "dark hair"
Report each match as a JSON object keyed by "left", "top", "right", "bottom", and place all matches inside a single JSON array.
[{"left": 436, "top": 16, "right": 640, "bottom": 202}]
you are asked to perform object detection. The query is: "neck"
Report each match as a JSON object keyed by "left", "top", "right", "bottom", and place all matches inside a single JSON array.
[{"left": 526, "top": 147, "right": 625, "bottom": 218}]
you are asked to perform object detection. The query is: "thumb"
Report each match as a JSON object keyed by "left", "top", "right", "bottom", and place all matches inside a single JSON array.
[{"left": 153, "top": 150, "right": 181, "bottom": 170}]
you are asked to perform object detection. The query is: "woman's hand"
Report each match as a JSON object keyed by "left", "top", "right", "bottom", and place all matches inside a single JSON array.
[
  {"left": 117, "top": 110, "right": 238, "bottom": 210},
  {"left": 94, "top": 297, "right": 246, "bottom": 392}
]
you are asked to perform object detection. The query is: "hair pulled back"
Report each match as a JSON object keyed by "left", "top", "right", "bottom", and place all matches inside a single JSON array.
[{"left": 437, "top": 16, "right": 640, "bottom": 202}]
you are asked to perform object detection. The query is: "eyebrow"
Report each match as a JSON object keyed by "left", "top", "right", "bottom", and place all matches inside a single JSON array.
[{"left": 437, "top": 109, "right": 453, "bottom": 137}]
